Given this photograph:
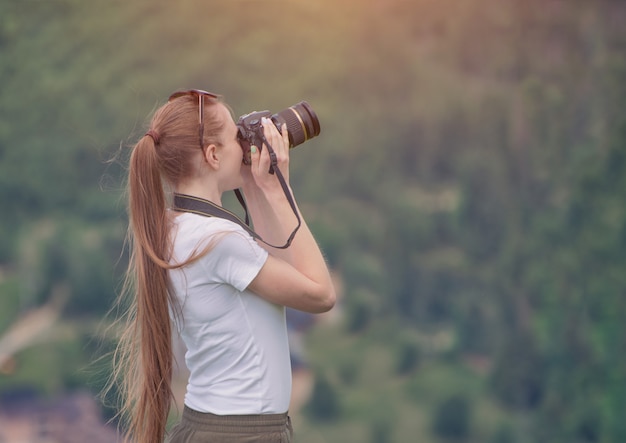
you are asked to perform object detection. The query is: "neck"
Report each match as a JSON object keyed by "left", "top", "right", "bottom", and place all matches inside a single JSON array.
[{"left": 175, "top": 182, "right": 222, "bottom": 206}]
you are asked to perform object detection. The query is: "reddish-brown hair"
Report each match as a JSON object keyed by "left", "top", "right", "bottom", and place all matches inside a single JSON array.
[{"left": 110, "top": 93, "right": 224, "bottom": 443}]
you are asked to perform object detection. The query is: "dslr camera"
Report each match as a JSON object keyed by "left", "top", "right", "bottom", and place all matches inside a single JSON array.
[{"left": 237, "top": 101, "right": 320, "bottom": 165}]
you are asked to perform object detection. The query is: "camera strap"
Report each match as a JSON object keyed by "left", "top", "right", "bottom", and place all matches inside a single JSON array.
[{"left": 172, "top": 137, "right": 301, "bottom": 249}]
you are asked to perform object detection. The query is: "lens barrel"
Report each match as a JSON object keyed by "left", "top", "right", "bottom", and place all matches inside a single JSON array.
[{"left": 272, "top": 101, "right": 321, "bottom": 148}]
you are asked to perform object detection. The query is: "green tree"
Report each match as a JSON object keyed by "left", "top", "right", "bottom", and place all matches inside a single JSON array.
[
  {"left": 305, "top": 372, "right": 341, "bottom": 423},
  {"left": 432, "top": 394, "right": 472, "bottom": 441}
]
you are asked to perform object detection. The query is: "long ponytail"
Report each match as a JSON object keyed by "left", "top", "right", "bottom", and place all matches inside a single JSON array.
[
  {"left": 108, "top": 93, "right": 224, "bottom": 443},
  {"left": 115, "top": 135, "right": 175, "bottom": 443}
]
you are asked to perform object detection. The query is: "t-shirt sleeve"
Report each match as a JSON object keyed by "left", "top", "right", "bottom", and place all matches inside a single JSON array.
[{"left": 202, "top": 227, "right": 269, "bottom": 292}]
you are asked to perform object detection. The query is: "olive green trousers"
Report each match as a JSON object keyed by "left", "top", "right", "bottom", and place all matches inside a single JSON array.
[{"left": 166, "top": 406, "right": 293, "bottom": 443}]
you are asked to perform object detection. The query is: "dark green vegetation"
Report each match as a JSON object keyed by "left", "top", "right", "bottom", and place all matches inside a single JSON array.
[{"left": 1, "top": 0, "right": 625, "bottom": 441}]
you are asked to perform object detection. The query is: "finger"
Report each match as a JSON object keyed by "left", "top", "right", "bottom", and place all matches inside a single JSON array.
[
  {"left": 256, "top": 142, "right": 272, "bottom": 175},
  {"left": 273, "top": 121, "right": 286, "bottom": 154},
  {"left": 264, "top": 118, "right": 288, "bottom": 161},
  {"left": 260, "top": 119, "right": 281, "bottom": 163},
  {"left": 249, "top": 145, "right": 260, "bottom": 174},
  {"left": 262, "top": 118, "right": 279, "bottom": 148},
  {"left": 281, "top": 123, "right": 289, "bottom": 148},
  {"left": 249, "top": 144, "right": 258, "bottom": 162},
  {"left": 274, "top": 122, "right": 289, "bottom": 163}
]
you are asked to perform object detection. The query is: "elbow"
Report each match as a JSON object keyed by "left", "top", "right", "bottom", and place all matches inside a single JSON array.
[{"left": 312, "top": 286, "right": 336, "bottom": 314}]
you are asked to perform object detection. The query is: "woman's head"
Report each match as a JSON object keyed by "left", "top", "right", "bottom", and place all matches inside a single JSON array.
[{"left": 140, "top": 90, "right": 227, "bottom": 188}]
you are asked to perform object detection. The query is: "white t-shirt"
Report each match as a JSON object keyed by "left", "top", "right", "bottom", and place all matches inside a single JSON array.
[{"left": 168, "top": 212, "right": 292, "bottom": 415}]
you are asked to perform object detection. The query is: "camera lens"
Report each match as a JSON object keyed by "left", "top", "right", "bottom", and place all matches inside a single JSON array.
[{"left": 272, "top": 101, "right": 320, "bottom": 148}]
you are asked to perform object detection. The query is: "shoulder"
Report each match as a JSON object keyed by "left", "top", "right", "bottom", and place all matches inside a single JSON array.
[
  {"left": 172, "top": 212, "right": 265, "bottom": 257},
  {"left": 172, "top": 212, "right": 238, "bottom": 240}
]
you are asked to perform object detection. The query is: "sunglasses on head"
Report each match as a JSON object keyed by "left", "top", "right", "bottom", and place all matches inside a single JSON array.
[{"left": 168, "top": 89, "right": 221, "bottom": 150}]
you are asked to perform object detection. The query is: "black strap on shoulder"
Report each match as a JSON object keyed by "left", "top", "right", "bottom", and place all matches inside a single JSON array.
[{"left": 172, "top": 136, "right": 301, "bottom": 249}]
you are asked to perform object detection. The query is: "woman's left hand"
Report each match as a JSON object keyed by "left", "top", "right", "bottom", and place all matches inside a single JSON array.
[{"left": 244, "top": 118, "right": 290, "bottom": 193}]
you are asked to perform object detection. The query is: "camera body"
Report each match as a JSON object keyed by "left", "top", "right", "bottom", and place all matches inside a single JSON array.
[
  {"left": 237, "top": 110, "right": 273, "bottom": 165},
  {"left": 237, "top": 101, "right": 320, "bottom": 165}
]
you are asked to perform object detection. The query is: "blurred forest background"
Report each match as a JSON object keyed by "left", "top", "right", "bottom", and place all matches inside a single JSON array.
[{"left": 1, "top": 0, "right": 625, "bottom": 442}]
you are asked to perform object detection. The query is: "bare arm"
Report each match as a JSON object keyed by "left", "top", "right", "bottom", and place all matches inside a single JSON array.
[{"left": 241, "top": 119, "right": 335, "bottom": 313}]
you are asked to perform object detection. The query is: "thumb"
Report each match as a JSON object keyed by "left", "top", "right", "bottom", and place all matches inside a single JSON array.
[{"left": 250, "top": 145, "right": 260, "bottom": 170}]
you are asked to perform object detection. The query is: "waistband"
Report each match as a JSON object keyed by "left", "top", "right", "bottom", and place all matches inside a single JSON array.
[{"left": 181, "top": 405, "right": 290, "bottom": 433}]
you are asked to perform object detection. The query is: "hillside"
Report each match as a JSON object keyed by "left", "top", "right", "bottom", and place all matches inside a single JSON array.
[{"left": 1, "top": 0, "right": 626, "bottom": 441}]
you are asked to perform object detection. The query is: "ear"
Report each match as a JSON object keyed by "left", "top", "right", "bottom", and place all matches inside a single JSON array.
[{"left": 203, "top": 144, "right": 220, "bottom": 170}]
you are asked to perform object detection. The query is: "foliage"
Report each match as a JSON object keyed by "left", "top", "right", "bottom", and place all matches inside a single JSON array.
[
  {"left": 432, "top": 393, "right": 472, "bottom": 440},
  {"left": 304, "top": 371, "right": 341, "bottom": 423},
  {"left": 1, "top": 0, "right": 625, "bottom": 441},
  {"left": 395, "top": 339, "right": 421, "bottom": 376}
]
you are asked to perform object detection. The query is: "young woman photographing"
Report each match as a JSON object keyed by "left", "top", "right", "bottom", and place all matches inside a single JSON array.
[{"left": 112, "top": 90, "right": 335, "bottom": 443}]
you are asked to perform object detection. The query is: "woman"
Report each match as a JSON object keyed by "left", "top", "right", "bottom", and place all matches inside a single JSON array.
[{"left": 112, "top": 89, "right": 336, "bottom": 443}]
